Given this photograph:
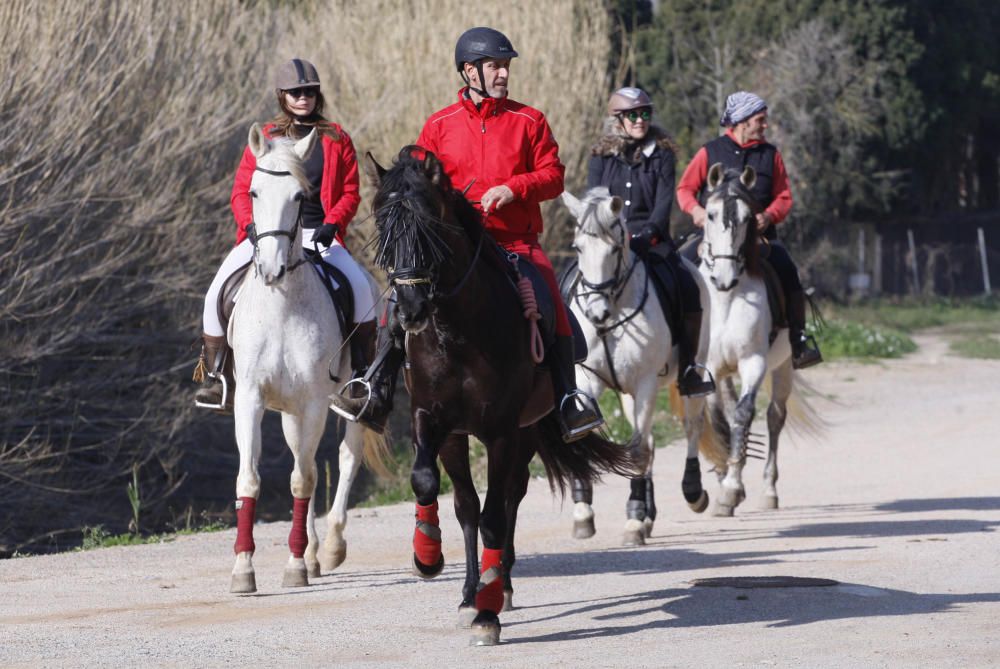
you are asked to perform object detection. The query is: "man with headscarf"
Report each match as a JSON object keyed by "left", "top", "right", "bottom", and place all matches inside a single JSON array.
[{"left": 676, "top": 91, "right": 822, "bottom": 369}]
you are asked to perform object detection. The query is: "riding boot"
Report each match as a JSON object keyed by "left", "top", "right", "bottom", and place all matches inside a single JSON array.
[
  {"left": 348, "top": 320, "right": 377, "bottom": 381},
  {"left": 788, "top": 289, "right": 822, "bottom": 369},
  {"left": 551, "top": 334, "right": 604, "bottom": 443},
  {"left": 676, "top": 312, "right": 715, "bottom": 397},
  {"left": 193, "top": 333, "right": 234, "bottom": 412},
  {"left": 329, "top": 316, "right": 404, "bottom": 434}
]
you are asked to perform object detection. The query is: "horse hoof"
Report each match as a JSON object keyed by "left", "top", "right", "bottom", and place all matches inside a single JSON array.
[
  {"left": 573, "top": 518, "right": 596, "bottom": 539},
  {"left": 230, "top": 572, "right": 257, "bottom": 594},
  {"left": 412, "top": 552, "right": 445, "bottom": 580},
  {"left": 282, "top": 567, "right": 309, "bottom": 588},
  {"left": 320, "top": 541, "right": 347, "bottom": 572},
  {"left": 718, "top": 486, "right": 746, "bottom": 509},
  {"left": 306, "top": 560, "right": 321, "bottom": 579},
  {"left": 712, "top": 503, "right": 735, "bottom": 517},
  {"left": 469, "top": 611, "right": 501, "bottom": 646},
  {"left": 457, "top": 605, "right": 478, "bottom": 629},
  {"left": 760, "top": 494, "right": 779, "bottom": 510},
  {"left": 622, "top": 529, "right": 645, "bottom": 546},
  {"left": 642, "top": 518, "right": 654, "bottom": 539},
  {"left": 687, "top": 490, "right": 710, "bottom": 514},
  {"left": 502, "top": 590, "right": 514, "bottom": 612}
]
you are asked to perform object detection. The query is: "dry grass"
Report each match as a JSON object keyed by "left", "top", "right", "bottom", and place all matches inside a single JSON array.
[{"left": 0, "top": 0, "right": 612, "bottom": 554}]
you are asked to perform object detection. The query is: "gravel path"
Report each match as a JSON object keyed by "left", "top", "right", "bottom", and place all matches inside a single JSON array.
[{"left": 2, "top": 332, "right": 999, "bottom": 667}]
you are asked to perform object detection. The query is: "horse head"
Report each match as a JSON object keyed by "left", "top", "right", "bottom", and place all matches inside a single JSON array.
[
  {"left": 368, "top": 146, "right": 479, "bottom": 334},
  {"left": 701, "top": 162, "right": 761, "bottom": 292},
  {"left": 247, "top": 123, "right": 316, "bottom": 285},
  {"left": 562, "top": 188, "right": 627, "bottom": 326}
]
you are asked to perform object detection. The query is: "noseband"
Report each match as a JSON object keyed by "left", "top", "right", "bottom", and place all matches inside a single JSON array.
[{"left": 247, "top": 166, "right": 306, "bottom": 275}]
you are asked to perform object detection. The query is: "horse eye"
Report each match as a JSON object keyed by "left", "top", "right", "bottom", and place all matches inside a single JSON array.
[
  {"left": 293, "top": 192, "right": 303, "bottom": 201},
  {"left": 249, "top": 190, "right": 258, "bottom": 199}
]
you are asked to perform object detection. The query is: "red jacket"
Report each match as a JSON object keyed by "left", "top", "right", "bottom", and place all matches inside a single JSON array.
[
  {"left": 676, "top": 129, "right": 793, "bottom": 225},
  {"left": 230, "top": 122, "right": 360, "bottom": 245},
  {"left": 416, "top": 89, "right": 565, "bottom": 243}
]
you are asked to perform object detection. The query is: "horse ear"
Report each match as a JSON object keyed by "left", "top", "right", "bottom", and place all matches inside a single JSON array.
[
  {"left": 560, "top": 191, "right": 583, "bottom": 218},
  {"left": 292, "top": 127, "right": 318, "bottom": 161},
  {"left": 248, "top": 123, "right": 268, "bottom": 159},
  {"left": 423, "top": 152, "right": 445, "bottom": 186},
  {"left": 609, "top": 196, "right": 624, "bottom": 215},
  {"left": 740, "top": 165, "right": 757, "bottom": 190},
  {"left": 707, "top": 162, "right": 724, "bottom": 191},
  {"left": 364, "top": 152, "right": 387, "bottom": 186}
]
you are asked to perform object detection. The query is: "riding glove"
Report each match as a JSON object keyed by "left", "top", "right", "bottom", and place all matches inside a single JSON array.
[
  {"left": 629, "top": 226, "right": 659, "bottom": 258},
  {"left": 311, "top": 224, "right": 337, "bottom": 247}
]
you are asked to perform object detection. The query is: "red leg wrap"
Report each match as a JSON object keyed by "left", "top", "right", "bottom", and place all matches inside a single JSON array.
[
  {"left": 412, "top": 501, "right": 441, "bottom": 566},
  {"left": 288, "top": 496, "right": 310, "bottom": 558},
  {"left": 234, "top": 497, "right": 256, "bottom": 555},
  {"left": 475, "top": 547, "right": 504, "bottom": 614}
]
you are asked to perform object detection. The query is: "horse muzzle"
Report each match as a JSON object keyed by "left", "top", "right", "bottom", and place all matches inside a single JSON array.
[{"left": 711, "top": 275, "right": 739, "bottom": 292}]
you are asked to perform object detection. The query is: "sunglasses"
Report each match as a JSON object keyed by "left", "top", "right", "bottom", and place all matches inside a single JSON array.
[
  {"left": 622, "top": 108, "right": 652, "bottom": 122},
  {"left": 284, "top": 87, "right": 318, "bottom": 99}
]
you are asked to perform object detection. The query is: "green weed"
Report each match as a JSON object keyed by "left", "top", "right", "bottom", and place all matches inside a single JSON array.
[
  {"left": 809, "top": 319, "right": 916, "bottom": 359},
  {"left": 950, "top": 336, "right": 1000, "bottom": 359}
]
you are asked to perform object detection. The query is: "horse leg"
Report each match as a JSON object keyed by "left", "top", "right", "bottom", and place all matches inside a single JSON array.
[
  {"left": 319, "top": 420, "right": 365, "bottom": 573},
  {"left": 682, "top": 394, "right": 710, "bottom": 513},
  {"left": 716, "top": 358, "right": 766, "bottom": 516},
  {"left": 438, "top": 434, "right": 479, "bottom": 628},
  {"left": 410, "top": 408, "right": 446, "bottom": 579},
  {"left": 500, "top": 433, "right": 535, "bottom": 612},
  {"left": 762, "top": 361, "right": 792, "bottom": 509},
  {"left": 470, "top": 431, "right": 517, "bottom": 646},
  {"left": 570, "top": 371, "right": 603, "bottom": 539},
  {"left": 231, "top": 390, "right": 264, "bottom": 594},
  {"left": 622, "top": 388, "right": 655, "bottom": 546},
  {"left": 280, "top": 404, "right": 324, "bottom": 588}
]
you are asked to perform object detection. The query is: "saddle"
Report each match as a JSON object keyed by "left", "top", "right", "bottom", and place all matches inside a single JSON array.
[{"left": 217, "top": 251, "right": 355, "bottom": 336}]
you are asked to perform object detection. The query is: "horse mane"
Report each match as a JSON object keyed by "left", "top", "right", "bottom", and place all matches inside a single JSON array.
[
  {"left": 372, "top": 146, "right": 485, "bottom": 273},
  {"left": 707, "top": 169, "right": 762, "bottom": 277}
]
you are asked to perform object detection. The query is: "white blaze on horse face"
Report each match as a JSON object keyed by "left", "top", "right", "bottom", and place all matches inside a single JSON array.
[
  {"left": 250, "top": 150, "right": 304, "bottom": 285},
  {"left": 703, "top": 194, "right": 750, "bottom": 292},
  {"left": 573, "top": 197, "right": 623, "bottom": 326}
]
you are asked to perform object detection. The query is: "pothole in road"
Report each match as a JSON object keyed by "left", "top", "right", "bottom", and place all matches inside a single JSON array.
[{"left": 691, "top": 576, "right": 840, "bottom": 589}]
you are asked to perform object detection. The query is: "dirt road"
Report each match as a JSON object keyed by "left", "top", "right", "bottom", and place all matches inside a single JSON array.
[{"left": 2, "top": 332, "right": 999, "bottom": 667}]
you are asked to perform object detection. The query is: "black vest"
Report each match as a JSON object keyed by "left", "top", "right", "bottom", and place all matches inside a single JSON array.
[{"left": 698, "top": 134, "right": 778, "bottom": 238}]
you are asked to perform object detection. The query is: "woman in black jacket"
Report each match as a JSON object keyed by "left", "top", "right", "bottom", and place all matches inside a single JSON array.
[{"left": 587, "top": 87, "right": 714, "bottom": 397}]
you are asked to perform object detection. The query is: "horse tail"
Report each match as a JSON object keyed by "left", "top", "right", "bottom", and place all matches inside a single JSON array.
[
  {"left": 532, "top": 414, "right": 641, "bottom": 495},
  {"left": 668, "top": 384, "right": 729, "bottom": 470},
  {"left": 360, "top": 426, "right": 393, "bottom": 479},
  {"left": 779, "top": 372, "right": 827, "bottom": 442}
]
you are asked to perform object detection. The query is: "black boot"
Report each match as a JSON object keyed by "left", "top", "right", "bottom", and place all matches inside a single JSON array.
[
  {"left": 788, "top": 290, "right": 822, "bottom": 369},
  {"left": 349, "top": 320, "right": 377, "bottom": 380},
  {"left": 551, "top": 335, "right": 603, "bottom": 443},
  {"left": 329, "top": 318, "right": 404, "bottom": 434},
  {"left": 193, "top": 333, "right": 234, "bottom": 412},
  {"left": 676, "top": 312, "right": 715, "bottom": 397}
]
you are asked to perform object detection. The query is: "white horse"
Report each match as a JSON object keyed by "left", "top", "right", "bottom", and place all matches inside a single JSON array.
[
  {"left": 560, "top": 188, "right": 727, "bottom": 546},
  {"left": 227, "top": 123, "right": 388, "bottom": 593},
  {"left": 696, "top": 163, "right": 818, "bottom": 516}
]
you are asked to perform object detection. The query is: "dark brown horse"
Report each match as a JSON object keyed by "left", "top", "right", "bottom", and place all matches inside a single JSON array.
[{"left": 368, "top": 147, "right": 639, "bottom": 646}]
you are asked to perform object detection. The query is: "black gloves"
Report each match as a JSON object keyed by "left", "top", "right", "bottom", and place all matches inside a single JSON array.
[
  {"left": 311, "top": 224, "right": 337, "bottom": 247},
  {"left": 629, "top": 226, "right": 659, "bottom": 258}
]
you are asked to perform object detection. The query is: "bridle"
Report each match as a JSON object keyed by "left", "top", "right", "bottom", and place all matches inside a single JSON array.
[
  {"left": 700, "top": 186, "right": 760, "bottom": 276},
  {"left": 246, "top": 165, "right": 307, "bottom": 276}
]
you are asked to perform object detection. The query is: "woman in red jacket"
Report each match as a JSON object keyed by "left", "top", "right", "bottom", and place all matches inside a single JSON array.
[{"left": 193, "top": 58, "right": 375, "bottom": 409}]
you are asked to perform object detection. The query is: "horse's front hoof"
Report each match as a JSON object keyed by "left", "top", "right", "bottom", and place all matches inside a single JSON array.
[
  {"left": 712, "top": 503, "right": 735, "bottom": 517},
  {"left": 760, "top": 494, "right": 779, "bottom": 510},
  {"left": 622, "top": 528, "right": 645, "bottom": 546},
  {"left": 687, "top": 490, "right": 710, "bottom": 513},
  {"left": 502, "top": 590, "right": 514, "bottom": 612},
  {"left": 412, "top": 552, "right": 445, "bottom": 579},
  {"left": 306, "top": 559, "right": 321, "bottom": 579},
  {"left": 642, "top": 518, "right": 654, "bottom": 539},
  {"left": 319, "top": 539, "right": 347, "bottom": 572},
  {"left": 282, "top": 567, "right": 309, "bottom": 588},
  {"left": 230, "top": 572, "right": 257, "bottom": 594},
  {"left": 469, "top": 610, "right": 501, "bottom": 646},
  {"left": 573, "top": 518, "right": 596, "bottom": 539},
  {"left": 457, "top": 605, "right": 478, "bottom": 629}
]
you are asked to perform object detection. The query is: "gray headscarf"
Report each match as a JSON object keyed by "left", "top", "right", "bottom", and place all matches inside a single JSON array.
[{"left": 720, "top": 91, "right": 767, "bottom": 127}]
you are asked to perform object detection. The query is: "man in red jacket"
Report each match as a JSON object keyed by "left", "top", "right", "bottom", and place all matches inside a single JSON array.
[{"left": 330, "top": 27, "right": 603, "bottom": 442}]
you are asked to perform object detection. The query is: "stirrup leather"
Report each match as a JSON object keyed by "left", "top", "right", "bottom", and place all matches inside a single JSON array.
[
  {"left": 328, "top": 378, "right": 373, "bottom": 423},
  {"left": 194, "top": 372, "right": 230, "bottom": 411},
  {"left": 557, "top": 390, "right": 604, "bottom": 441}
]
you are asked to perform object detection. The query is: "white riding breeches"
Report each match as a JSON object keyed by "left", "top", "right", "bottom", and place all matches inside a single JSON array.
[{"left": 202, "top": 237, "right": 376, "bottom": 337}]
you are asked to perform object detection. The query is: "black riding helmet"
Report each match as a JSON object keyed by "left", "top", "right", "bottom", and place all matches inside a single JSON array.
[{"left": 454, "top": 27, "right": 518, "bottom": 99}]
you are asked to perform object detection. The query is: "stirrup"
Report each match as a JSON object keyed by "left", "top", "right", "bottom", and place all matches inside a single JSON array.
[
  {"left": 792, "top": 334, "right": 823, "bottom": 370},
  {"left": 679, "top": 363, "right": 716, "bottom": 398},
  {"left": 194, "top": 372, "right": 229, "bottom": 411},
  {"left": 328, "top": 378, "right": 372, "bottom": 423},
  {"left": 558, "top": 390, "right": 604, "bottom": 442}
]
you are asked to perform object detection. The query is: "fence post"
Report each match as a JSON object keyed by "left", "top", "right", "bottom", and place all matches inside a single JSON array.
[
  {"left": 978, "top": 227, "right": 992, "bottom": 295},
  {"left": 907, "top": 229, "right": 920, "bottom": 295}
]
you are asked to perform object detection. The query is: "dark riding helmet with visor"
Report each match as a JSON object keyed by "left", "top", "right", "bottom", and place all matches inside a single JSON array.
[{"left": 454, "top": 27, "right": 518, "bottom": 99}]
